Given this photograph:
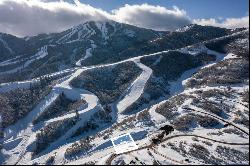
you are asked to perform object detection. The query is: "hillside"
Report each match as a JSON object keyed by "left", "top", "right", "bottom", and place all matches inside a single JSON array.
[
  {"left": 0, "top": 21, "right": 233, "bottom": 84},
  {"left": 0, "top": 21, "right": 249, "bottom": 165}
]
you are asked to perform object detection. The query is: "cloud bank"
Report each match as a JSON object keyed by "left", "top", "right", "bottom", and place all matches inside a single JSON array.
[
  {"left": 194, "top": 16, "right": 249, "bottom": 29},
  {"left": 0, "top": 0, "right": 248, "bottom": 37},
  {"left": 111, "top": 4, "right": 191, "bottom": 31},
  {"left": 0, "top": 0, "right": 110, "bottom": 36}
]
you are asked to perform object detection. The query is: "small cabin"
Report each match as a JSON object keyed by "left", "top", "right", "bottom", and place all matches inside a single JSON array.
[
  {"left": 152, "top": 138, "right": 161, "bottom": 144},
  {"left": 159, "top": 125, "right": 174, "bottom": 135}
]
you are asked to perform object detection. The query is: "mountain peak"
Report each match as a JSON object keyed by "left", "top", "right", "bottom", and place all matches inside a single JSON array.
[{"left": 175, "top": 24, "right": 196, "bottom": 32}]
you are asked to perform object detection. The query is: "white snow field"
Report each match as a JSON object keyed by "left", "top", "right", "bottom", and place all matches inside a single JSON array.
[
  {"left": 116, "top": 59, "right": 152, "bottom": 114},
  {"left": 76, "top": 40, "right": 97, "bottom": 66},
  {"left": 0, "top": 35, "right": 15, "bottom": 55},
  {"left": 0, "top": 67, "right": 76, "bottom": 93},
  {"left": 0, "top": 46, "right": 48, "bottom": 75},
  {"left": 1, "top": 66, "right": 102, "bottom": 165},
  {"left": 111, "top": 133, "right": 138, "bottom": 154},
  {"left": 0, "top": 30, "right": 249, "bottom": 165}
]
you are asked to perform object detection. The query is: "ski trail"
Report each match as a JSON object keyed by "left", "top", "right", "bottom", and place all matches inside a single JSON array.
[
  {"left": 0, "top": 68, "right": 75, "bottom": 93},
  {"left": 0, "top": 55, "right": 21, "bottom": 67},
  {"left": 1, "top": 30, "right": 247, "bottom": 164},
  {"left": 2, "top": 67, "right": 101, "bottom": 165},
  {"left": 0, "top": 46, "right": 48, "bottom": 75},
  {"left": 3, "top": 91, "right": 59, "bottom": 165},
  {"left": 76, "top": 40, "right": 97, "bottom": 66},
  {"left": 45, "top": 88, "right": 99, "bottom": 123},
  {"left": 0, "top": 35, "right": 15, "bottom": 55},
  {"left": 57, "top": 22, "right": 96, "bottom": 44},
  {"left": 116, "top": 59, "right": 152, "bottom": 114},
  {"left": 39, "top": 105, "right": 102, "bottom": 156},
  {"left": 149, "top": 49, "right": 227, "bottom": 124},
  {"left": 170, "top": 48, "right": 225, "bottom": 96}
]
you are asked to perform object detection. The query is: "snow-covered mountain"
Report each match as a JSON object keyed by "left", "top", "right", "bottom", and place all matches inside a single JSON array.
[
  {"left": 0, "top": 21, "right": 235, "bottom": 84},
  {"left": 0, "top": 21, "right": 249, "bottom": 165}
]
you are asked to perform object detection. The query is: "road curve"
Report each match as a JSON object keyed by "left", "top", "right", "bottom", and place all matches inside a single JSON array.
[{"left": 106, "top": 133, "right": 249, "bottom": 165}]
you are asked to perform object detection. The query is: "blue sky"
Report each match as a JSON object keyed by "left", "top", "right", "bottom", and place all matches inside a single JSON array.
[{"left": 79, "top": 0, "right": 249, "bottom": 19}]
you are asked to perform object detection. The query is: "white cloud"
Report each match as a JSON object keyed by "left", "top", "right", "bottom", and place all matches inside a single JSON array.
[
  {"left": 193, "top": 16, "right": 249, "bottom": 29},
  {"left": 0, "top": 0, "right": 248, "bottom": 37},
  {"left": 111, "top": 4, "right": 191, "bottom": 31},
  {"left": 0, "top": 0, "right": 110, "bottom": 36},
  {"left": 0, "top": 0, "right": 192, "bottom": 36}
]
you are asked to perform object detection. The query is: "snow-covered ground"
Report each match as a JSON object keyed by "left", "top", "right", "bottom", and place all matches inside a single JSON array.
[
  {"left": 0, "top": 35, "right": 15, "bottom": 55},
  {"left": 170, "top": 47, "right": 226, "bottom": 96},
  {"left": 0, "top": 46, "right": 48, "bottom": 75},
  {"left": 116, "top": 60, "right": 152, "bottom": 115},
  {"left": 1, "top": 66, "right": 102, "bottom": 165},
  {"left": 0, "top": 56, "right": 22, "bottom": 67},
  {"left": 0, "top": 67, "right": 76, "bottom": 93},
  {"left": 57, "top": 22, "right": 97, "bottom": 44},
  {"left": 0, "top": 30, "right": 249, "bottom": 165},
  {"left": 76, "top": 40, "right": 97, "bottom": 66},
  {"left": 95, "top": 22, "right": 109, "bottom": 41}
]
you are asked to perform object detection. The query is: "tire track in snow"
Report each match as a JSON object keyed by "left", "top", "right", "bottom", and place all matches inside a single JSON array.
[{"left": 183, "top": 107, "right": 249, "bottom": 135}]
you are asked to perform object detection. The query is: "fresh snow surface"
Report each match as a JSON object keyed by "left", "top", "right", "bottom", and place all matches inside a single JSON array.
[
  {"left": 124, "top": 29, "right": 135, "bottom": 37},
  {"left": 149, "top": 100, "right": 167, "bottom": 125},
  {"left": 56, "top": 22, "right": 97, "bottom": 44},
  {"left": 223, "top": 53, "right": 238, "bottom": 60},
  {"left": 0, "top": 55, "right": 21, "bottom": 67},
  {"left": 111, "top": 133, "right": 138, "bottom": 154},
  {"left": 170, "top": 47, "right": 225, "bottom": 95},
  {"left": 56, "top": 27, "right": 79, "bottom": 44},
  {"left": 0, "top": 46, "right": 48, "bottom": 75},
  {"left": 0, "top": 67, "right": 75, "bottom": 93},
  {"left": 0, "top": 35, "right": 15, "bottom": 55},
  {"left": 2, "top": 66, "right": 101, "bottom": 165},
  {"left": 95, "top": 154, "right": 112, "bottom": 165},
  {"left": 45, "top": 87, "right": 99, "bottom": 124},
  {"left": 200, "top": 49, "right": 226, "bottom": 69},
  {"left": 76, "top": 40, "right": 97, "bottom": 66},
  {"left": 176, "top": 24, "right": 194, "bottom": 32},
  {"left": 178, "top": 43, "right": 207, "bottom": 55},
  {"left": 235, "top": 38, "right": 249, "bottom": 49},
  {"left": 95, "top": 22, "right": 109, "bottom": 41},
  {"left": 1, "top": 30, "right": 248, "bottom": 165},
  {"left": 116, "top": 60, "right": 152, "bottom": 114},
  {"left": 3, "top": 92, "right": 59, "bottom": 165},
  {"left": 149, "top": 48, "right": 226, "bottom": 126},
  {"left": 169, "top": 66, "right": 201, "bottom": 96},
  {"left": 24, "top": 36, "right": 31, "bottom": 41},
  {"left": 0, "top": 80, "right": 39, "bottom": 93}
]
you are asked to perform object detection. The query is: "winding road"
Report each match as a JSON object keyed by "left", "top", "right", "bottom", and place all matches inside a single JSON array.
[
  {"left": 105, "top": 105, "right": 249, "bottom": 165},
  {"left": 106, "top": 133, "right": 249, "bottom": 165},
  {"left": 1, "top": 30, "right": 249, "bottom": 165}
]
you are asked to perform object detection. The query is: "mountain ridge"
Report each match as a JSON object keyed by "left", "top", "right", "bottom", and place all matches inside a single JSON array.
[
  {"left": 0, "top": 20, "right": 238, "bottom": 84},
  {"left": 0, "top": 20, "right": 249, "bottom": 165}
]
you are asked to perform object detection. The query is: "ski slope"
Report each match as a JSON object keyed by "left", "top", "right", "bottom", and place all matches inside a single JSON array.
[
  {"left": 2, "top": 66, "right": 101, "bottom": 165},
  {"left": 0, "top": 30, "right": 249, "bottom": 165},
  {"left": 116, "top": 59, "right": 152, "bottom": 114},
  {"left": 75, "top": 40, "right": 97, "bottom": 66},
  {"left": 0, "top": 46, "right": 48, "bottom": 75}
]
